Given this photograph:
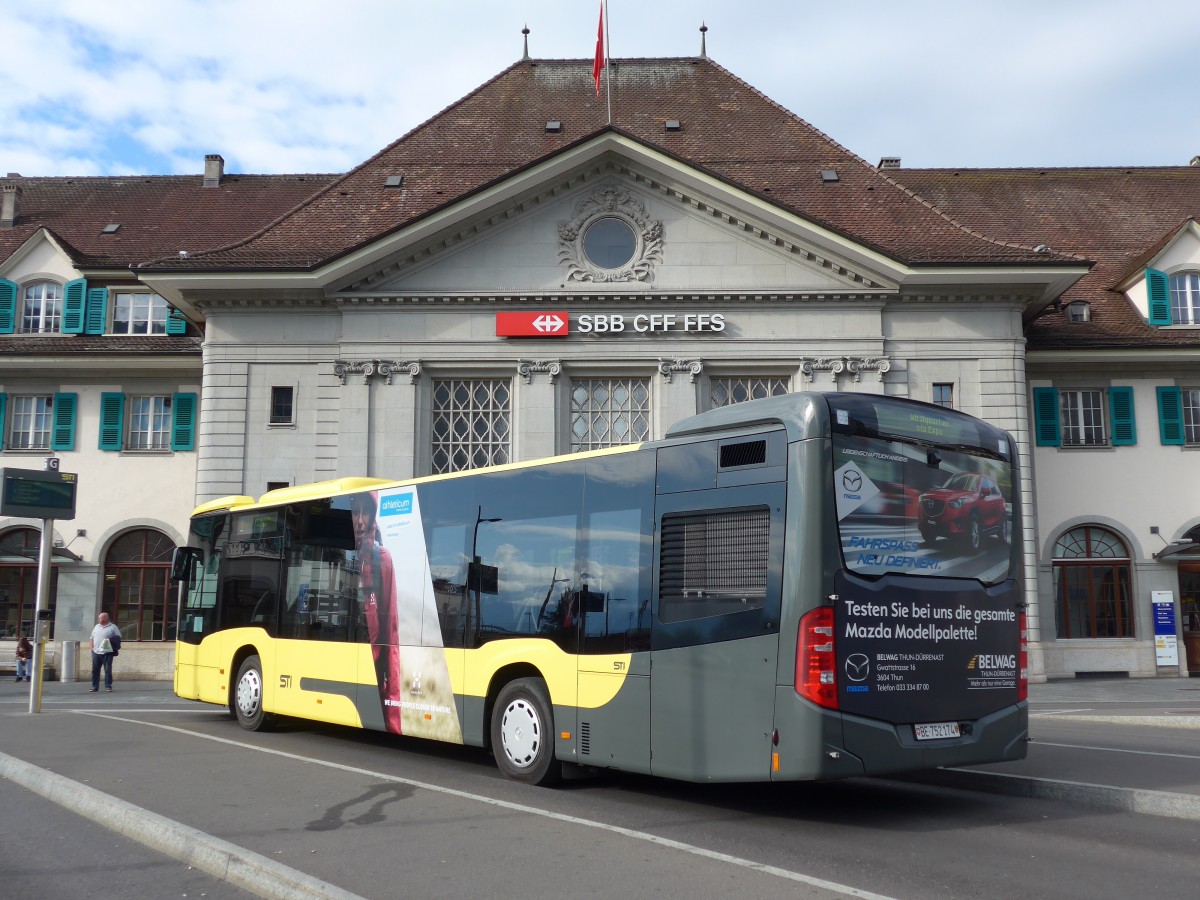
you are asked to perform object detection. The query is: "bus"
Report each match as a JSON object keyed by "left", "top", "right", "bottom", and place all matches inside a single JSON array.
[{"left": 172, "top": 392, "right": 1027, "bottom": 785}]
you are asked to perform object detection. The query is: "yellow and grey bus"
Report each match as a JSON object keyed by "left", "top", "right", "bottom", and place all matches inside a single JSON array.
[{"left": 173, "top": 392, "right": 1027, "bottom": 785}]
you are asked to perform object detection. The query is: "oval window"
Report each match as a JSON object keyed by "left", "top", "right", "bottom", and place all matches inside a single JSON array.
[{"left": 582, "top": 217, "right": 636, "bottom": 269}]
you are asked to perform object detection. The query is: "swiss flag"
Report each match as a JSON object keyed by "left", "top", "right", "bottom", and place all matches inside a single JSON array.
[{"left": 592, "top": 3, "right": 605, "bottom": 96}]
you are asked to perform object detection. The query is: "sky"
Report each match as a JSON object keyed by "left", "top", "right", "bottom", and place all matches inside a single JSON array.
[{"left": 2, "top": 0, "right": 1198, "bottom": 179}]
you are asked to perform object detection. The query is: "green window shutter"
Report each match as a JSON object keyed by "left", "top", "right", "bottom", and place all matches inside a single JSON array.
[
  {"left": 1032, "top": 387, "right": 1060, "bottom": 446},
  {"left": 165, "top": 308, "right": 188, "bottom": 335},
  {"left": 84, "top": 288, "right": 109, "bottom": 335},
  {"left": 171, "top": 392, "right": 197, "bottom": 450},
  {"left": 50, "top": 392, "right": 78, "bottom": 451},
  {"left": 62, "top": 278, "right": 87, "bottom": 333},
  {"left": 0, "top": 278, "right": 16, "bottom": 334},
  {"left": 1146, "top": 268, "right": 1171, "bottom": 325},
  {"left": 0, "top": 393, "right": 6, "bottom": 450},
  {"left": 1108, "top": 386, "right": 1136, "bottom": 446},
  {"left": 1157, "top": 386, "right": 1185, "bottom": 445},
  {"left": 98, "top": 392, "right": 125, "bottom": 451}
]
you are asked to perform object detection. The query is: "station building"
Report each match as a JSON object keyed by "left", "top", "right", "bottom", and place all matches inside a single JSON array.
[{"left": 1, "top": 52, "right": 1197, "bottom": 680}]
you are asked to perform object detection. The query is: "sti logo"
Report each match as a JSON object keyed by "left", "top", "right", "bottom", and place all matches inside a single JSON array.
[
  {"left": 379, "top": 493, "right": 413, "bottom": 517},
  {"left": 495, "top": 311, "right": 569, "bottom": 337}
]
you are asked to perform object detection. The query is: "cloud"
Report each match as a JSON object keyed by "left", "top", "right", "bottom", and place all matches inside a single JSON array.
[{"left": 2, "top": 0, "right": 1199, "bottom": 176}]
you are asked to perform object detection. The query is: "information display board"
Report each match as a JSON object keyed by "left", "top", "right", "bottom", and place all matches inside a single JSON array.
[{"left": 0, "top": 467, "right": 78, "bottom": 520}]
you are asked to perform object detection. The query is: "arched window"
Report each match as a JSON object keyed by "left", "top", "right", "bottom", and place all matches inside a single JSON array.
[
  {"left": 1169, "top": 272, "right": 1200, "bottom": 325},
  {"left": 103, "top": 529, "right": 175, "bottom": 641},
  {"left": 1053, "top": 526, "right": 1132, "bottom": 638},
  {"left": 21, "top": 281, "right": 63, "bottom": 334},
  {"left": 0, "top": 528, "right": 57, "bottom": 639}
]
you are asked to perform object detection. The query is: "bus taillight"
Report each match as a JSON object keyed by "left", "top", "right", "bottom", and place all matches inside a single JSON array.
[
  {"left": 1018, "top": 609, "right": 1029, "bottom": 702},
  {"left": 797, "top": 606, "right": 838, "bottom": 710}
]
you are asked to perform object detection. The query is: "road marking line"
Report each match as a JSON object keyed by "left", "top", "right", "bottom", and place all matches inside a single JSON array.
[
  {"left": 83, "top": 712, "right": 898, "bottom": 900},
  {"left": 1034, "top": 740, "right": 1200, "bottom": 761}
]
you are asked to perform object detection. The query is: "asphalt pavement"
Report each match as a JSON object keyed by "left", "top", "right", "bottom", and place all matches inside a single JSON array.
[{"left": 3, "top": 673, "right": 1200, "bottom": 898}]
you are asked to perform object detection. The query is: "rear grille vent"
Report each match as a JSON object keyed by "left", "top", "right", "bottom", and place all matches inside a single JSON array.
[
  {"left": 580, "top": 722, "right": 591, "bottom": 755},
  {"left": 720, "top": 440, "right": 766, "bottom": 468}
]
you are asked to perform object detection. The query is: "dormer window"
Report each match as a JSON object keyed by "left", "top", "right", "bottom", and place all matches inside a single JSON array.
[
  {"left": 1067, "top": 301, "right": 1091, "bottom": 323},
  {"left": 21, "top": 281, "right": 63, "bottom": 333},
  {"left": 1146, "top": 269, "right": 1200, "bottom": 325},
  {"left": 1170, "top": 272, "right": 1200, "bottom": 325}
]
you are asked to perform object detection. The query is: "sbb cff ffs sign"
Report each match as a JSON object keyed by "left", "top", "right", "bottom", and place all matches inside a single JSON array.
[{"left": 495, "top": 312, "right": 569, "bottom": 337}]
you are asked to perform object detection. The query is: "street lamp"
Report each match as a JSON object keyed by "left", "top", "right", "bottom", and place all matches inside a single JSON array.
[{"left": 470, "top": 506, "right": 501, "bottom": 644}]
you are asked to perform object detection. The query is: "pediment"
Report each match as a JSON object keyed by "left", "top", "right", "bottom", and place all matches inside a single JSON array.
[
  {"left": 336, "top": 162, "right": 897, "bottom": 298},
  {"left": 0, "top": 229, "right": 80, "bottom": 283}
]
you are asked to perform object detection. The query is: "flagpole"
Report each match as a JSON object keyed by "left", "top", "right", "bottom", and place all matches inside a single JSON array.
[{"left": 604, "top": 0, "right": 612, "bottom": 124}]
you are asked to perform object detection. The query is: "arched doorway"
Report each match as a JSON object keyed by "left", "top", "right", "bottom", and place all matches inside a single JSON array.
[
  {"left": 103, "top": 529, "right": 176, "bottom": 641},
  {"left": 0, "top": 528, "right": 57, "bottom": 639},
  {"left": 1053, "top": 525, "right": 1133, "bottom": 639}
]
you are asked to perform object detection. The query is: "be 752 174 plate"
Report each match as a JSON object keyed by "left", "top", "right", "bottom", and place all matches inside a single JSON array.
[{"left": 914, "top": 721, "right": 961, "bottom": 741}]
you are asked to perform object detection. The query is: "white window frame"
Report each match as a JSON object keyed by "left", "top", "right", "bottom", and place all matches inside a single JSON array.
[
  {"left": 1184, "top": 388, "right": 1200, "bottom": 446},
  {"left": 127, "top": 395, "right": 172, "bottom": 451},
  {"left": 9, "top": 395, "right": 53, "bottom": 450},
  {"left": 708, "top": 375, "right": 789, "bottom": 409},
  {"left": 1169, "top": 272, "right": 1200, "bottom": 326},
  {"left": 20, "top": 282, "right": 63, "bottom": 334},
  {"left": 1060, "top": 389, "right": 1107, "bottom": 447},
  {"left": 111, "top": 292, "right": 169, "bottom": 335},
  {"left": 430, "top": 378, "right": 512, "bottom": 474}
]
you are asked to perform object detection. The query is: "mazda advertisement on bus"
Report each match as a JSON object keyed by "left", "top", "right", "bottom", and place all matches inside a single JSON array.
[{"left": 831, "top": 435, "right": 1020, "bottom": 723}]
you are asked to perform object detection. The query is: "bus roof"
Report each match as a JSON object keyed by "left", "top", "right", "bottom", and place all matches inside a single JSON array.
[{"left": 188, "top": 444, "right": 643, "bottom": 518}]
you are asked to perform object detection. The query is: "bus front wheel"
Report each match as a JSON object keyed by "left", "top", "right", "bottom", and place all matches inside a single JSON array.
[
  {"left": 491, "top": 678, "right": 561, "bottom": 786},
  {"left": 233, "top": 654, "right": 273, "bottom": 732}
]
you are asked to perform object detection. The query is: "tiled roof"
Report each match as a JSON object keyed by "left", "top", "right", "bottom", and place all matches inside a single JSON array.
[
  {"left": 0, "top": 335, "right": 202, "bottom": 354},
  {"left": 0, "top": 172, "right": 337, "bottom": 269},
  {"left": 890, "top": 167, "right": 1200, "bottom": 350},
  {"left": 141, "top": 58, "right": 1070, "bottom": 272}
]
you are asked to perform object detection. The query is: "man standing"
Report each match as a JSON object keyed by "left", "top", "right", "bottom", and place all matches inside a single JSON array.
[{"left": 90, "top": 612, "right": 120, "bottom": 692}]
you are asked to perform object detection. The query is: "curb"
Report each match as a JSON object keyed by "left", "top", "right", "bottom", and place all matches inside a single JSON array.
[
  {"left": 902, "top": 767, "right": 1200, "bottom": 822},
  {"left": 0, "top": 752, "right": 364, "bottom": 900}
]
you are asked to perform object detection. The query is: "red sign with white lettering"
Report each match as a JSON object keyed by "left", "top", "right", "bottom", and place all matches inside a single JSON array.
[{"left": 495, "top": 311, "right": 570, "bottom": 337}]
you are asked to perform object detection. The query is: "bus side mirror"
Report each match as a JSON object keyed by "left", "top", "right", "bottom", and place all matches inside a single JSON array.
[{"left": 171, "top": 546, "right": 204, "bottom": 583}]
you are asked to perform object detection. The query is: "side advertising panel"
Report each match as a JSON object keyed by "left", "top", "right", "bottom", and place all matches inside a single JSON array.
[{"left": 357, "top": 487, "right": 464, "bottom": 743}]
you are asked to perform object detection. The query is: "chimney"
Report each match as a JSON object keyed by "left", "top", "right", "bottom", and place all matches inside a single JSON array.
[
  {"left": 203, "top": 154, "right": 225, "bottom": 188},
  {"left": 1, "top": 184, "right": 20, "bottom": 228},
  {"left": 1191, "top": 155, "right": 1200, "bottom": 167},
  {"left": 877, "top": 157, "right": 902, "bottom": 169}
]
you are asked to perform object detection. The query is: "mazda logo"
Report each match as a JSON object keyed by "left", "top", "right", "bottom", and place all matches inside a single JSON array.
[
  {"left": 842, "top": 470, "right": 863, "bottom": 492},
  {"left": 845, "top": 653, "right": 870, "bottom": 682}
]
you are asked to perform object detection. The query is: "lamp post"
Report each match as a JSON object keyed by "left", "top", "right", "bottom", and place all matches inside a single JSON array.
[{"left": 470, "top": 506, "right": 500, "bottom": 644}]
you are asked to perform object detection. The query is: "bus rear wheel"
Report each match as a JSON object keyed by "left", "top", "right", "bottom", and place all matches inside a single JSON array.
[
  {"left": 233, "top": 654, "right": 273, "bottom": 732},
  {"left": 491, "top": 678, "right": 561, "bottom": 786}
]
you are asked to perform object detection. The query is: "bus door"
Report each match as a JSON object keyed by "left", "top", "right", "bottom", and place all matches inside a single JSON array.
[{"left": 650, "top": 436, "right": 786, "bottom": 781}]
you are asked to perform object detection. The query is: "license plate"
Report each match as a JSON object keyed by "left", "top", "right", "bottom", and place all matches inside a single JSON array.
[{"left": 914, "top": 721, "right": 961, "bottom": 741}]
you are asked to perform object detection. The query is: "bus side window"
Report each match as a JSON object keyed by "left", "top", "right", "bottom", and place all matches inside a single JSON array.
[{"left": 282, "top": 501, "right": 356, "bottom": 643}]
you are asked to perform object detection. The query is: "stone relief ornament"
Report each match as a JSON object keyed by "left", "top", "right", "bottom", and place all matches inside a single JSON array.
[
  {"left": 657, "top": 358, "right": 704, "bottom": 384},
  {"left": 334, "top": 360, "right": 421, "bottom": 385},
  {"left": 516, "top": 359, "right": 562, "bottom": 384},
  {"left": 799, "top": 357, "right": 846, "bottom": 381},
  {"left": 557, "top": 187, "right": 664, "bottom": 283},
  {"left": 845, "top": 357, "right": 892, "bottom": 383}
]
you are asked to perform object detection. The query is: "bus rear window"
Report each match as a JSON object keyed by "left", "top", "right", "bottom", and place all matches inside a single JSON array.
[{"left": 833, "top": 435, "right": 1013, "bottom": 584}]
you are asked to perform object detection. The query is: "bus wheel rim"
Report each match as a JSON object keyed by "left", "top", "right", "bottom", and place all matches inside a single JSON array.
[
  {"left": 238, "top": 668, "right": 262, "bottom": 717},
  {"left": 500, "top": 698, "right": 540, "bottom": 768}
]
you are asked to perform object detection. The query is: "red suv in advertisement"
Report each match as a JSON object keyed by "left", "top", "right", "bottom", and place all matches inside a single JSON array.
[{"left": 918, "top": 472, "right": 1008, "bottom": 552}]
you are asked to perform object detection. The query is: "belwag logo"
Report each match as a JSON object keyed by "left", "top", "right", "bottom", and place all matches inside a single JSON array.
[{"left": 968, "top": 653, "right": 1017, "bottom": 671}]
